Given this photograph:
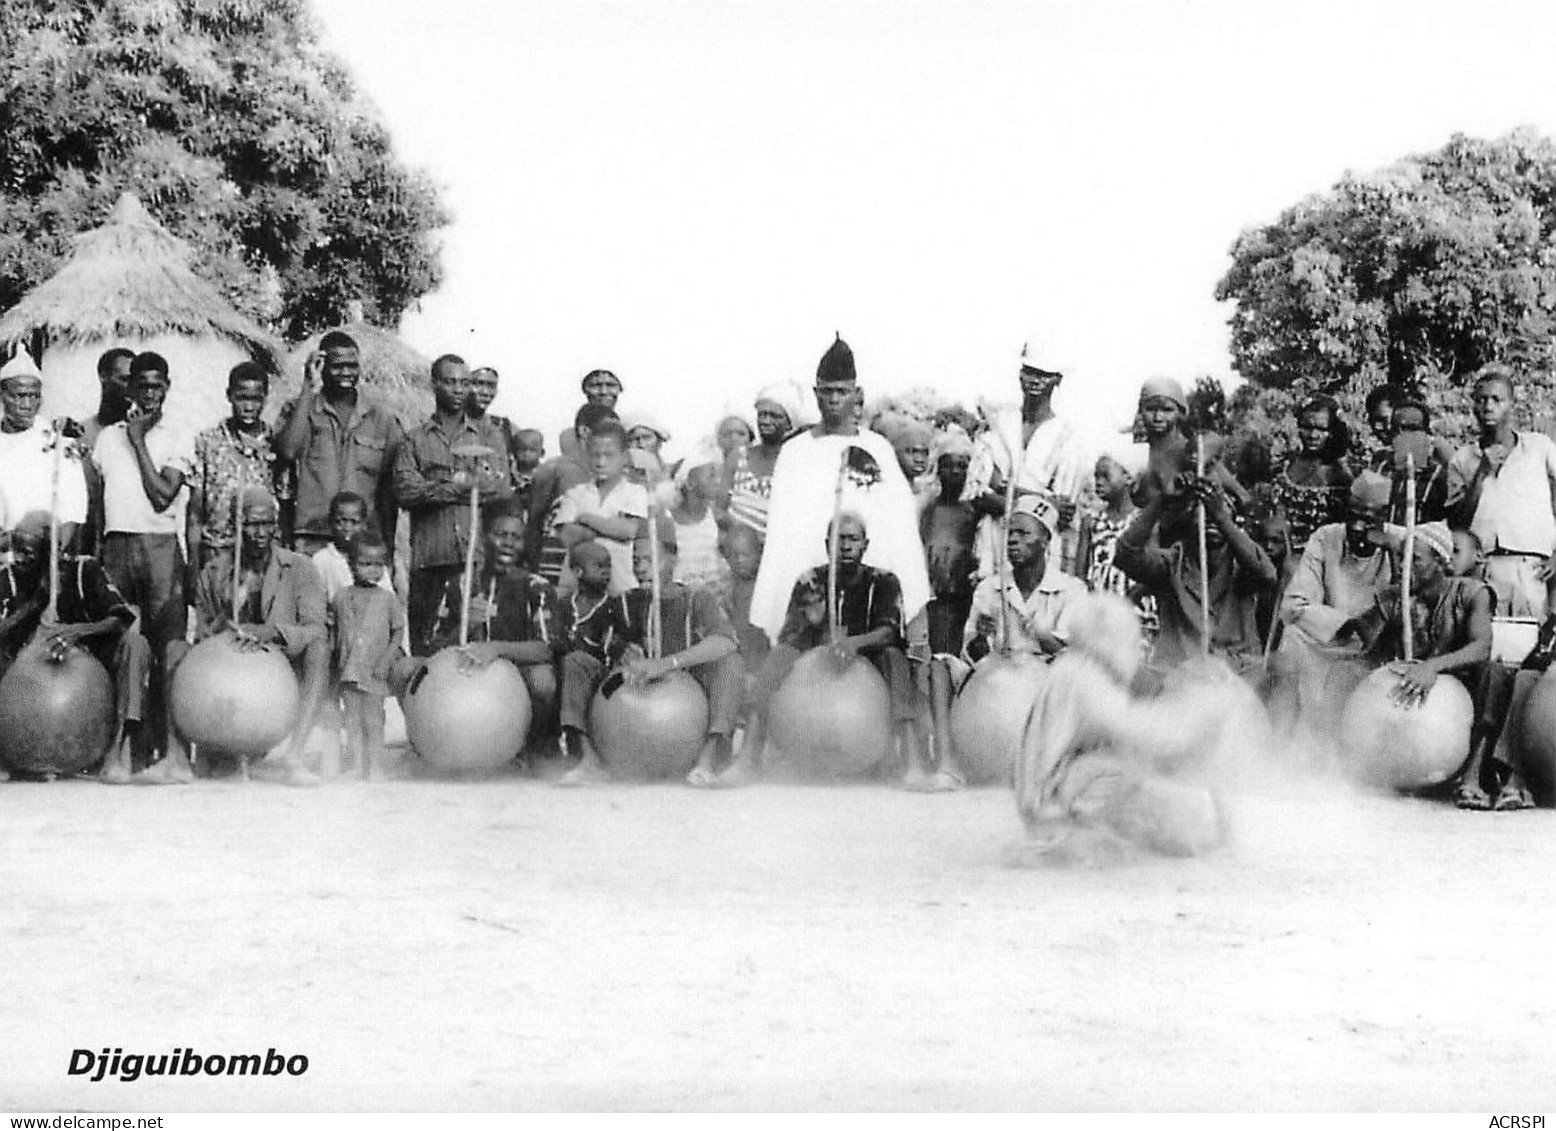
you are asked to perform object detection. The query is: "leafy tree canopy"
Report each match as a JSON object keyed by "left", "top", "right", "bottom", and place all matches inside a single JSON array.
[
  {"left": 1216, "top": 129, "right": 1556, "bottom": 449},
  {"left": 0, "top": 0, "right": 447, "bottom": 341}
]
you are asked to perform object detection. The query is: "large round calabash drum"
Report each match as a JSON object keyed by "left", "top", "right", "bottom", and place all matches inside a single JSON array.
[
  {"left": 590, "top": 669, "right": 708, "bottom": 780},
  {"left": 950, "top": 651, "right": 1049, "bottom": 785},
  {"left": 403, "top": 648, "right": 532, "bottom": 771},
  {"left": 0, "top": 641, "right": 116, "bottom": 775},
  {"left": 1513, "top": 667, "right": 1556, "bottom": 797},
  {"left": 170, "top": 633, "right": 301, "bottom": 757},
  {"left": 767, "top": 650, "right": 892, "bottom": 778},
  {"left": 1340, "top": 667, "right": 1473, "bottom": 790}
]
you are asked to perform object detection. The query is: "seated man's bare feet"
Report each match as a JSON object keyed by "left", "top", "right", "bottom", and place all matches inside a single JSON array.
[
  {"left": 557, "top": 757, "right": 610, "bottom": 787},
  {"left": 99, "top": 738, "right": 134, "bottom": 785},
  {"left": 133, "top": 755, "right": 194, "bottom": 785}
]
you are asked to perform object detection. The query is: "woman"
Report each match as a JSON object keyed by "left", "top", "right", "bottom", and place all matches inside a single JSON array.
[
  {"left": 725, "top": 382, "right": 806, "bottom": 538},
  {"left": 1270, "top": 395, "right": 1352, "bottom": 548}
]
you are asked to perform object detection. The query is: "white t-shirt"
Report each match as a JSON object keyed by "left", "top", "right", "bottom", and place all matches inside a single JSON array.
[
  {"left": 1448, "top": 431, "right": 1556, "bottom": 556},
  {"left": 0, "top": 422, "right": 88, "bottom": 530},
  {"left": 92, "top": 420, "right": 194, "bottom": 536},
  {"left": 551, "top": 477, "right": 649, "bottom": 596}
]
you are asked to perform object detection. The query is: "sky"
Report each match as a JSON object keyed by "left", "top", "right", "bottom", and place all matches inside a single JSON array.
[{"left": 309, "top": 0, "right": 1556, "bottom": 460}]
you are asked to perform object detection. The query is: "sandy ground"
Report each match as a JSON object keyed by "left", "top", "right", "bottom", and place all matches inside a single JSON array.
[{"left": 2, "top": 742, "right": 1553, "bottom": 1113}]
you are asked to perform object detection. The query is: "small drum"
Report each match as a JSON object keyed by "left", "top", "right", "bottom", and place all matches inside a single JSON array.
[{"left": 1491, "top": 617, "right": 1540, "bottom": 665}]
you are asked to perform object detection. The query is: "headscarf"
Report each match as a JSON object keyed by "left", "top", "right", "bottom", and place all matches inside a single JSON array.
[
  {"left": 1349, "top": 470, "right": 1391, "bottom": 509},
  {"left": 1138, "top": 376, "right": 1188, "bottom": 412},
  {"left": 754, "top": 381, "right": 810, "bottom": 430}
]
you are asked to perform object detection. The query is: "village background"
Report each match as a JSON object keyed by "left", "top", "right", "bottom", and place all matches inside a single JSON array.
[{"left": 2, "top": 0, "right": 1555, "bottom": 1115}]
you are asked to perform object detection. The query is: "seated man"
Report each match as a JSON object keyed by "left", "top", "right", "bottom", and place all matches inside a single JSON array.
[
  {"left": 177, "top": 488, "right": 327, "bottom": 785},
  {"left": 1341, "top": 521, "right": 1521, "bottom": 808},
  {"left": 1115, "top": 463, "right": 1278, "bottom": 682},
  {"left": 722, "top": 511, "right": 919, "bottom": 786},
  {"left": 925, "top": 495, "right": 1086, "bottom": 790},
  {"left": 0, "top": 511, "right": 151, "bottom": 784},
  {"left": 1270, "top": 471, "right": 1394, "bottom": 743},
  {"left": 1012, "top": 592, "right": 1233, "bottom": 866},
  {"left": 557, "top": 524, "right": 742, "bottom": 787},
  {"left": 421, "top": 500, "right": 563, "bottom": 742}
]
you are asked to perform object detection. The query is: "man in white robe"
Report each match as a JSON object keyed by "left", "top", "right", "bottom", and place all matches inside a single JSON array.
[{"left": 750, "top": 335, "right": 932, "bottom": 644}]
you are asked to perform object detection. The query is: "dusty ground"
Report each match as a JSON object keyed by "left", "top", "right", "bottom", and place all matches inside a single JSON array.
[{"left": 2, "top": 746, "right": 1553, "bottom": 1113}]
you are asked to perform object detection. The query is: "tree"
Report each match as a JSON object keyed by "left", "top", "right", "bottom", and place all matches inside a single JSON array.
[
  {"left": 0, "top": 0, "right": 447, "bottom": 340},
  {"left": 1215, "top": 129, "right": 1556, "bottom": 450}
]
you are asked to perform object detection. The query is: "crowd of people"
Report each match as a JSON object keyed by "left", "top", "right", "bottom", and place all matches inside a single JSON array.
[{"left": 0, "top": 330, "right": 1551, "bottom": 835}]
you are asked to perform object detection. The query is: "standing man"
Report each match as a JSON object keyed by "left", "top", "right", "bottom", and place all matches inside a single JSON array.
[
  {"left": 394, "top": 354, "right": 515, "bottom": 655},
  {"left": 966, "top": 344, "right": 1094, "bottom": 580},
  {"left": 750, "top": 335, "right": 932, "bottom": 648},
  {"left": 0, "top": 353, "right": 88, "bottom": 550},
  {"left": 186, "top": 362, "right": 287, "bottom": 589},
  {"left": 91, "top": 351, "right": 195, "bottom": 773},
  {"left": 72, "top": 348, "right": 136, "bottom": 557},
  {"left": 466, "top": 365, "right": 519, "bottom": 487},
  {"left": 1447, "top": 365, "right": 1556, "bottom": 619},
  {"left": 273, "top": 329, "right": 404, "bottom": 557}
]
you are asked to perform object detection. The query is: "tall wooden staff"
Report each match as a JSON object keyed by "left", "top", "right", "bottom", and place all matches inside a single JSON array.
[
  {"left": 46, "top": 429, "right": 61, "bottom": 624},
  {"left": 1195, "top": 433, "right": 1211, "bottom": 656},
  {"left": 828, "top": 448, "right": 848, "bottom": 639},
  {"left": 1402, "top": 453, "right": 1417, "bottom": 662},
  {"left": 450, "top": 444, "right": 496, "bottom": 649},
  {"left": 231, "top": 478, "right": 244, "bottom": 625}
]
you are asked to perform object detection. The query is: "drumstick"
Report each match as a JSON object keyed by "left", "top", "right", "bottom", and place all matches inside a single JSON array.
[
  {"left": 1196, "top": 434, "right": 1210, "bottom": 657},
  {"left": 1402, "top": 453, "right": 1416, "bottom": 664}
]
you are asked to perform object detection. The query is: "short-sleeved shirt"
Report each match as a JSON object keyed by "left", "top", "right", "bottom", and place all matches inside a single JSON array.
[
  {"left": 778, "top": 564, "right": 904, "bottom": 652},
  {"left": 311, "top": 542, "right": 396, "bottom": 609},
  {"left": 333, "top": 584, "right": 402, "bottom": 695},
  {"left": 275, "top": 394, "right": 405, "bottom": 540},
  {"left": 428, "top": 566, "right": 563, "bottom": 656},
  {"left": 551, "top": 477, "right": 648, "bottom": 596},
  {"left": 92, "top": 420, "right": 194, "bottom": 535},
  {"left": 1448, "top": 431, "right": 1556, "bottom": 556},
  {"left": 0, "top": 421, "right": 89, "bottom": 530},
  {"left": 190, "top": 421, "right": 288, "bottom": 554},
  {"left": 962, "top": 565, "right": 1087, "bottom": 660}
]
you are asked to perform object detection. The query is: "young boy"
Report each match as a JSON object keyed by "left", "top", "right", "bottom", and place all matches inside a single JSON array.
[
  {"left": 716, "top": 523, "right": 771, "bottom": 770},
  {"left": 918, "top": 430, "right": 979, "bottom": 657},
  {"left": 511, "top": 427, "right": 545, "bottom": 528},
  {"left": 724, "top": 512, "right": 919, "bottom": 785},
  {"left": 332, "top": 531, "right": 403, "bottom": 780},
  {"left": 1447, "top": 366, "right": 1556, "bottom": 620},
  {"left": 312, "top": 491, "right": 396, "bottom": 605},
  {"left": 557, "top": 525, "right": 742, "bottom": 787},
  {"left": 551, "top": 421, "right": 647, "bottom": 597}
]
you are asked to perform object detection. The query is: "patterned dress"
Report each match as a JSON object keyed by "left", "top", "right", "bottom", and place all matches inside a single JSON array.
[
  {"left": 726, "top": 448, "right": 774, "bottom": 537},
  {"left": 1081, "top": 507, "right": 1159, "bottom": 643},
  {"left": 190, "top": 422, "right": 289, "bottom": 557},
  {"left": 1271, "top": 465, "right": 1350, "bottom": 549}
]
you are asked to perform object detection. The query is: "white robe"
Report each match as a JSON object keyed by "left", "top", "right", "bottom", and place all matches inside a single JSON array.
[
  {"left": 751, "top": 427, "right": 932, "bottom": 641},
  {"left": 966, "top": 408, "right": 1094, "bottom": 580}
]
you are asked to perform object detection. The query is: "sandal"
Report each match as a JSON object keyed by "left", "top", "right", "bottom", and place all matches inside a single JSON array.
[
  {"left": 1492, "top": 778, "right": 1536, "bottom": 812},
  {"left": 1453, "top": 781, "right": 1493, "bottom": 811}
]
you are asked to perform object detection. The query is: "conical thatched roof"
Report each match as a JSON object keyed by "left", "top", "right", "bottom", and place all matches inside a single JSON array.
[
  {"left": 281, "top": 318, "right": 434, "bottom": 427},
  {"left": 0, "top": 193, "right": 283, "bottom": 370}
]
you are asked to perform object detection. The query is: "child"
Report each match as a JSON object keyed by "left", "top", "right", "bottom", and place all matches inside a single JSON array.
[
  {"left": 552, "top": 421, "right": 647, "bottom": 597},
  {"left": 562, "top": 540, "right": 619, "bottom": 667},
  {"left": 671, "top": 456, "right": 729, "bottom": 591},
  {"left": 918, "top": 430, "right": 979, "bottom": 656},
  {"left": 332, "top": 531, "right": 403, "bottom": 780},
  {"left": 717, "top": 523, "right": 771, "bottom": 772},
  {"left": 312, "top": 491, "right": 395, "bottom": 605},
  {"left": 511, "top": 427, "right": 545, "bottom": 527},
  {"left": 557, "top": 526, "right": 742, "bottom": 788}
]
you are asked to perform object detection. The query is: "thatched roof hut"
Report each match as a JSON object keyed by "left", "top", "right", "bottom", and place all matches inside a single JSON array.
[
  {"left": 0, "top": 193, "right": 283, "bottom": 444},
  {"left": 280, "top": 313, "right": 434, "bottom": 428}
]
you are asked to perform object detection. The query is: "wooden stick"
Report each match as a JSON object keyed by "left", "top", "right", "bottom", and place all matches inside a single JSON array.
[
  {"left": 459, "top": 479, "right": 480, "bottom": 648},
  {"left": 646, "top": 507, "right": 663, "bottom": 660},
  {"left": 231, "top": 475, "right": 244, "bottom": 625},
  {"left": 829, "top": 448, "right": 848, "bottom": 638},
  {"left": 1402, "top": 453, "right": 1416, "bottom": 664},
  {"left": 1195, "top": 434, "right": 1211, "bottom": 657},
  {"left": 46, "top": 429, "right": 61, "bottom": 623}
]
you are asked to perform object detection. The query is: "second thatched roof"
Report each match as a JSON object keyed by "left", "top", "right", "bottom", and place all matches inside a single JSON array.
[{"left": 0, "top": 193, "right": 283, "bottom": 370}]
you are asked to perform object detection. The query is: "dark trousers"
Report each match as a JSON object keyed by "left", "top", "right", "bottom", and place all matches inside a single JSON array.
[
  {"left": 407, "top": 565, "right": 464, "bottom": 657},
  {"left": 101, "top": 533, "right": 184, "bottom": 765},
  {"left": 560, "top": 649, "right": 744, "bottom": 737}
]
